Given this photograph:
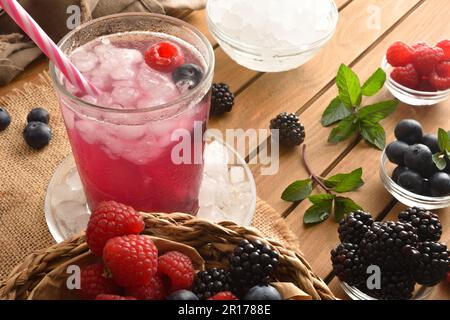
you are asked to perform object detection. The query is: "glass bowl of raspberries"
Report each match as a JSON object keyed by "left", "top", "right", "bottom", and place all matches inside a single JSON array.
[
  {"left": 382, "top": 40, "right": 450, "bottom": 106},
  {"left": 332, "top": 208, "right": 449, "bottom": 300},
  {"left": 380, "top": 119, "right": 450, "bottom": 210}
]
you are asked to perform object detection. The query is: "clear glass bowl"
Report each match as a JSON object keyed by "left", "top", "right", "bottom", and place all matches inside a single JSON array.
[
  {"left": 340, "top": 281, "right": 434, "bottom": 300},
  {"left": 380, "top": 150, "right": 450, "bottom": 210},
  {"left": 381, "top": 56, "right": 450, "bottom": 106},
  {"left": 206, "top": 1, "right": 339, "bottom": 72}
]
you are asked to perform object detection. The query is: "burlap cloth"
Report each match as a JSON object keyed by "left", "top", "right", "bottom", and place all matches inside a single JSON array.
[{"left": 0, "top": 73, "right": 299, "bottom": 281}]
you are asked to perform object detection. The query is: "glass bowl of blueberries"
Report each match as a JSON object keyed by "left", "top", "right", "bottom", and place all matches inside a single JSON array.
[{"left": 380, "top": 119, "right": 450, "bottom": 210}]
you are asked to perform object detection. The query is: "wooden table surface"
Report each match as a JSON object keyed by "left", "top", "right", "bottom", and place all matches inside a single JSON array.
[{"left": 1, "top": 0, "right": 449, "bottom": 300}]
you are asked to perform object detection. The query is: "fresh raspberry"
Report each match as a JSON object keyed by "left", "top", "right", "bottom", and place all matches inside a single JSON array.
[
  {"left": 435, "top": 60, "right": 450, "bottom": 78},
  {"left": 412, "top": 42, "right": 427, "bottom": 50},
  {"left": 86, "top": 201, "right": 145, "bottom": 256},
  {"left": 104, "top": 235, "right": 158, "bottom": 287},
  {"left": 208, "top": 292, "right": 238, "bottom": 300},
  {"left": 436, "top": 40, "right": 450, "bottom": 59},
  {"left": 412, "top": 44, "right": 445, "bottom": 75},
  {"left": 158, "top": 251, "right": 195, "bottom": 292},
  {"left": 390, "top": 64, "right": 419, "bottom": 89},
  {"left": 386, "top": 41, "right": 414, "bottom": 67},
  {"left": 417, "top": 79, "right": 436, "bottom": 92},
  {"left": 95, "top": 294, "right": 137, "bottom": 300},
  {"left": 125, "top": 275, "right": 166, "bottom": 300},
  {"left": 430, "top": 71, "right": 450, "bottom": 91},
  {"left": 79, "top": 263, "right": 119, "bottom": 300},
  {"left": 144, "top": 41, "right": 185, "bottom": 73}
]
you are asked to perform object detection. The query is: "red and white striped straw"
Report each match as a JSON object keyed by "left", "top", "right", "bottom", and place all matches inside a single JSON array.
[{"left": 0, "top": 0, "right": 99, "bottom": 96}]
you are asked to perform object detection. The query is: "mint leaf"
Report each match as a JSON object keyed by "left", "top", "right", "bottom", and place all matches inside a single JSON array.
[
  {"left": 304, "top": 195, "right": 334, "bottom": 224},
  {"left": 324, "top": 168, "right": 364, "bottom": 193},
  {"left": 328, "top": 116, "right": 358, "bottom": 144},
  {"left": 359, "top": 120, "right": 386, "bottom": 150},
  {"left": 334, "top": 197, "right": 363, "bottom": 222},
  {"left": 308, "top": 194, "right": 335, "bottom": 204},
  {"left": 438, "top": 128, "right": 450, "bottom": 152},
  {"left": 321, "top": 97, "right": 352, "bottom": 127},
  {"left": 358, "top": 100, "right": 399, "bottom": 123},
  {"left": 281, "top": 179, "right": 313, "bottom": 202},
  {"left": 433, "top": 153, "right": 447, "bottom": 171},
  {"left": 336, "top": 64, "right": 362, "bottom": 108},
  {"left": 362, "top": 68, "right": 386, "bottom": 96}
]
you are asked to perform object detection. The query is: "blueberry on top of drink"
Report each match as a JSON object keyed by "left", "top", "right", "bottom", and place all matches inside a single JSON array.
[
  {"left": 172, "top": 63, "right": 204, "bottom": 90},
  {"left": 386, "top": 119, "right": 450, "bottom": 197}
]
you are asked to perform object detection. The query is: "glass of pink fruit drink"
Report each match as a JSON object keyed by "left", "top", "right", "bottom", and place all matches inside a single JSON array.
[{"left": 50, "top": 13, "right": 214, "bottom": 214}]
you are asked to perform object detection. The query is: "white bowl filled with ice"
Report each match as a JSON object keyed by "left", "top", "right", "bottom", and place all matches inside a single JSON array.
[{"left": 206, "top": 0, "right": 339, "bottom": 72}]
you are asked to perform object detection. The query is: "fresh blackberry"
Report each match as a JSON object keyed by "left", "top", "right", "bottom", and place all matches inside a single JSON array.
[
  {"left": 270, "top": 112, "right": 305, "bottom": 147},
  {"left": 331, "top": 243, "right": 366, "bottom": 286},
  {"left": 338, "top": 210, "right": 374, "bottom": 244},
  {"left": 192, "top": 268, "right": 231, "bottom": 300},
  {"left": 211, "top": 83, "right": 234, "bottom": 116},
  {"left": 359, "top": 221, "right": 418, "bottom": 270},
  {"left": 398, "top": 207, "right": 442, "bottom": 241},
  {"left": 229, "top": 240, "right": 279, "bottom": 294},
  {"left": 405, "top": 242, "right": 450, "bottom": 286},
  {"left": 361, "top": 270, "right": 415, "bottom": 300}
]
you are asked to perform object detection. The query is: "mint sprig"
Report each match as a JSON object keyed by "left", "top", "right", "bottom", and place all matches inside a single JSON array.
[
  {"left": 321, "top": 64, "right": 399, "bottom": 150},
  {"left": 281, "top": 145, "right": 364, "bottom": 225},
  {"left": 432, "top": 128, "right": 450, "bottom": 170}
]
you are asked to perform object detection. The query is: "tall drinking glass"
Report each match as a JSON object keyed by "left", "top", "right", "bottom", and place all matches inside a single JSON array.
[{"left": 50, "top": 13, "right": 214, "bottom": 214}]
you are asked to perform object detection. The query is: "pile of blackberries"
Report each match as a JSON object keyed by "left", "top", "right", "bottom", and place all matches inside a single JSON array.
[
  {"left": 331, "top": 208, "right": 449, "bottom": 300},
  {"left": 386, "top": 119, "right": 450, "bottom": 197},
  {"left": 191, "top": 239, "right": 282, "bottom": 300}
]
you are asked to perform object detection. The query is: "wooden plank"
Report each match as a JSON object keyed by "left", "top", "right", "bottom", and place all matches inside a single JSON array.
[
  {"left": 251, "top": 0, "right": 424, "bottom": 214},
  {"left": 284, "top": 0, "right": 450, "bottom": 281}
]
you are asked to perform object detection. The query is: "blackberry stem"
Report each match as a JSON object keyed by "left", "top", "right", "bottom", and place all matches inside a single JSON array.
[{"left": 301, "top": 144, "right": 332, "bottom": 194}]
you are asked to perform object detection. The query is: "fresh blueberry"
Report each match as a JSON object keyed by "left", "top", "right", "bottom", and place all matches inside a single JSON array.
[
  {"left": 386, "top": 141, "right": 409, "bottom": 166},
  {"left": 404, "top": 144, "right": 435, "bottom": 177},
  {"left": 392, "top": 166, "right": 409, "bottom": 182},
  {"left": 397, "top": 170, "right": 424, "bottom": 195},
  {"left": 394, "top": 119, "right": 423, "bottom": 145},
  {"left": 172, "top": 63, "right": 203, "bottom": 89},
  {"left": 0, "top": 106, "right": 11, "bottom": 131},
  {"left": 430, "top": 172, "right": 450, "bottom": 197},
  {"left": 243, "top": 285, "right": 282, "bottom": 300},
  {"left": 421, "top": 134, "right": 440, "bottom": 154},
  {"left": 23, "top": 122, "right": 52, "bottom": 149},
  {"left": 167, "top": 290, "right": 199, "bottom": 300},
  {"left": 422, "top": 178, "right": 432, "bottom": 196},
  {"left": 27, "top": 107, "right": 50, "bottom": 124}
]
